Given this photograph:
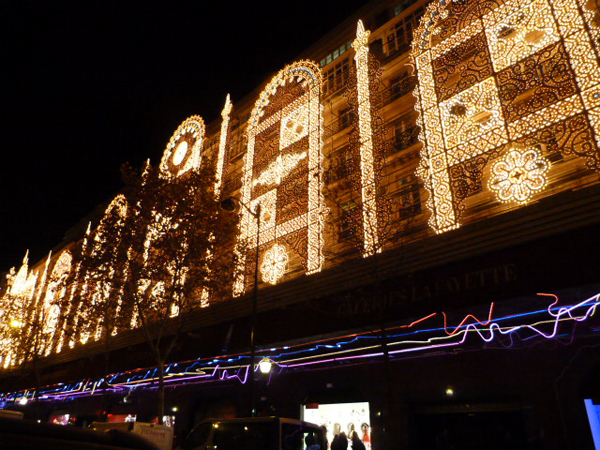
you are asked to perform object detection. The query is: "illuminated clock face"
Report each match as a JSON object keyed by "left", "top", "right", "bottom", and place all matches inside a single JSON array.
[
  {"left": 160, "top": 116, "right": 206, "bottom": 178},
  {"left": 166, "top": 134, "right": 195, "bottom": 173},
  {"left": 172, "top": 141, "right": 189, "bottom": 166}
]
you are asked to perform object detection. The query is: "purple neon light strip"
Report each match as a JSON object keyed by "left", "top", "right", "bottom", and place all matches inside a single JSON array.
[{"left": 7, "top": 292, "right": 599, "bottom": 401}]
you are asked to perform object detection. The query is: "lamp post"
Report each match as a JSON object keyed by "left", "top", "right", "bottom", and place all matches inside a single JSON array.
[{"left": 220, "top": 197, "right": 261, "bottom": 417}]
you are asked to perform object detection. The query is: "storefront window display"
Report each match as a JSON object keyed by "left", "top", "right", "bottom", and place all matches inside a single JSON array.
[{"left": 302, "top": 402, "right": 371, "bottom": 450}]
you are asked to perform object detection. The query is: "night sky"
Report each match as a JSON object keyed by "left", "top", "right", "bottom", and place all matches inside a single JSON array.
[{"left": 2, "top": 0, "right": 372, "bottom": 270}]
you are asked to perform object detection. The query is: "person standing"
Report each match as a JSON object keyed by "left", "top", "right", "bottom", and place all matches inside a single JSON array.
[{"left": 351, "top": 431, "right": 366, "bottom": 450}]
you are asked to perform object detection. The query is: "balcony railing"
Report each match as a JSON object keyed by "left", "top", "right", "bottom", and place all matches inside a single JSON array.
[
  {"left": 381, "top": 76, "right": 417, "bottom": 106},
  {"left": 383, "top": 42, "right": 412, "bottom": 64},
  {"left": 324, "top": 112, "right": 355, "bottom": 139},
  {"left": 325, "top": 160, "right": 353, "bottom": 185},
  {"left": 386, "top": 126, "right": 420, "bottom": 156}
]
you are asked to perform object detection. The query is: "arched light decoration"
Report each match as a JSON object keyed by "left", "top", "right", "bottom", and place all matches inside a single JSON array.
[
  {"left": 489, "top": 147, "right": 550, "bottom": 204},
  {"left": 412, "top": 0, "right": 600, "bottom": 234},
  {"left": 92, "top": 194, "right": 128, "bottom": 250},
  {"left": 160, "top": 115, "right": 206, "bottom": 178},
  {"left": 74, "top": 195, "right": 129, "bottom": 344},
  {"left": 23, "top": 271, "right": 38, "bottom": 301},
  {"left": 260, "top": 243, "right": 289, "bottom": 285},
  {"left": 42, "top": 250, "right": 72, "bottom": 328},
  {"left": 45, "top": 250, "right": 72, "bottom": 307},
  {"left": 42, "top": 250, "right": 73, "bottom": 353},
  {"left": 233, "top": 61, "right": 326, "bottom": 295}
]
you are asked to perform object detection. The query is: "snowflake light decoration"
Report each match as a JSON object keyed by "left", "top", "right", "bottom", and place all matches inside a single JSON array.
[
  {"left": 488, "top": 147, "right": 550, "bottom": 204},
  {"left": 260, "top": 243, "right": 288, "bottom": 285}
]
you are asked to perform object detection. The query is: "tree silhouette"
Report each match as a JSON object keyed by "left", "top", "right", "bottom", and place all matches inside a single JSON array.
[{"left": 76, "top": 158, "right": 240, "bottom": 423}]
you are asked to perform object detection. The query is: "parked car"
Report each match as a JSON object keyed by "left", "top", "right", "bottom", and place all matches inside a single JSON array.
[
  {"left": 178, "top": 417, "right": 326, "bottom": 450},
  {"left": 91, "top": 421, "right": 174, "bottom": 450},
  {"left": 0, "top": 415, "right": 160, "bottom": 450}
]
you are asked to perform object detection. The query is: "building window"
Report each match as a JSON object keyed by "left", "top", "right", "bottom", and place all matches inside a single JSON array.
[
  {"left": 323, "top": 58, "right": 351, "bottom": 96},
  {"left": 339, "top": 107, "right": 355, "bottom": 131},
  {"left": 326, "top": 145, "right": 353, "bottom": 184},
  {"left": 395, "top": 174, "right": 421, "bottom": 216},
  {"left": 386, "top": 7, "right": 424, "bottom": 56},
  {"left": 391, "top": 72, "right": 417, "bottom": 102},
  {"left": 389, "top": 113, "right": 419, "bottom": 155},
  {"left": 228, "top": 138, "right": 245, "bottom": 161},
  {"left": 320, "top": 41, "right": 353, "bottom": 68},
  {"left": 339, "top": 200, "right": 358, "bottom": 242}
]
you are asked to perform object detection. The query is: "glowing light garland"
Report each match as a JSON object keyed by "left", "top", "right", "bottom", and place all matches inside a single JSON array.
[
  {"left": 7, "top": 251, "right": 30, "bottom": 297},
  {"left": 0, "top": 251, "right": 36, "bottom": 368},
  {"left": 353, "top": 20, "right": 380, "bottom": 257},
  {"left": 41, "top": 250, "right": 73, "bottom": 354},
  {"left": 413, "top": 0, "right": 600, "bottom": 234},
  {"left": 66, "top": 223, "right": 92, "bottom": 349},
  {"left": 4, "top": 291, "right": 598, "bottom": 403},
  {"left": 77, "top": 196, "right": 129, "bottom": 344}
]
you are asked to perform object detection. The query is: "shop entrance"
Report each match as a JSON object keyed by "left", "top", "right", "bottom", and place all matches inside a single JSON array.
[{"left": 411, "top": 404, "right": 535, "bottom": 449}]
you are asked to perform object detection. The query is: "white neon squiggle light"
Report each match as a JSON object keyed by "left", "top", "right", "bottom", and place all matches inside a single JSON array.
[{"left": 7, "top": 292, "right": 598, "bottom": 401}]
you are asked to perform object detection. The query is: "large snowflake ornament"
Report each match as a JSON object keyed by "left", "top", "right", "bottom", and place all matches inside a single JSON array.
[
  {"left": 260, "top": 243, "right": 289, "bottom": 285},
  {"left": 488, "top": 147, "right": 550, "bottom": 204}
]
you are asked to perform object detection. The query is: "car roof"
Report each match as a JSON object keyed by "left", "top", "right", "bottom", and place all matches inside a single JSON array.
[
  {"left": 0, "top": 416, "right": 159, "bottom": 450},
  {"left": 202, "top": 417, "right": 321, "bottom": 427}
]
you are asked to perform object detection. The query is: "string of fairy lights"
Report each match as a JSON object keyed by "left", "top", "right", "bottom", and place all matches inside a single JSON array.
[{"left": 2, "top": 291, "right": 598, "bottom": 404}]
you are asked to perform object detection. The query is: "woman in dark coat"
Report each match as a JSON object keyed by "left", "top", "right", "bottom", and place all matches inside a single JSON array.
[{"left": 351, "top": 431, "right": 366, "bottom": 450}]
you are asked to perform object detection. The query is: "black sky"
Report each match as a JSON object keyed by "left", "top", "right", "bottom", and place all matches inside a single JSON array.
[{"left": 2, "top": 0, "right": 372, "bottom": 270}]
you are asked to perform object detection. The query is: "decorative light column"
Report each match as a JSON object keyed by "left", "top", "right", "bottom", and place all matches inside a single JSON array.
[
  {"left": 215, "top": 94, "right": 232, "bottom": 198},
  {"left": 353, "top": 20, "right": 380, "bottom": 257}
]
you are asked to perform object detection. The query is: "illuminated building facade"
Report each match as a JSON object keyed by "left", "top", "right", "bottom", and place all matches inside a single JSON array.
[{"left": 2, "top": 0, "right": 600, "bottom": 448}]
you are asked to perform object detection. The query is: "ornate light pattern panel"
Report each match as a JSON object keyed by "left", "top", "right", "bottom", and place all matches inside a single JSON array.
[
  {"left": 234, "top": 61, "right": 325, "bottom": 295},
  {"left": 159, "top": 115, "right": 206, "bottom": 179},
  {"left": 413, "top": 0, "right": 600, "bottom": 234}
]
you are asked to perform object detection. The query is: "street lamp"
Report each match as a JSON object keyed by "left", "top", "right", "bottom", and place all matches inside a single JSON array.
[
  {"left": 258, "top": 357, "right": 273, "bottom": 374},
  {"left": 220, "top": 196, "right": 261, "bottom": 417}
]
